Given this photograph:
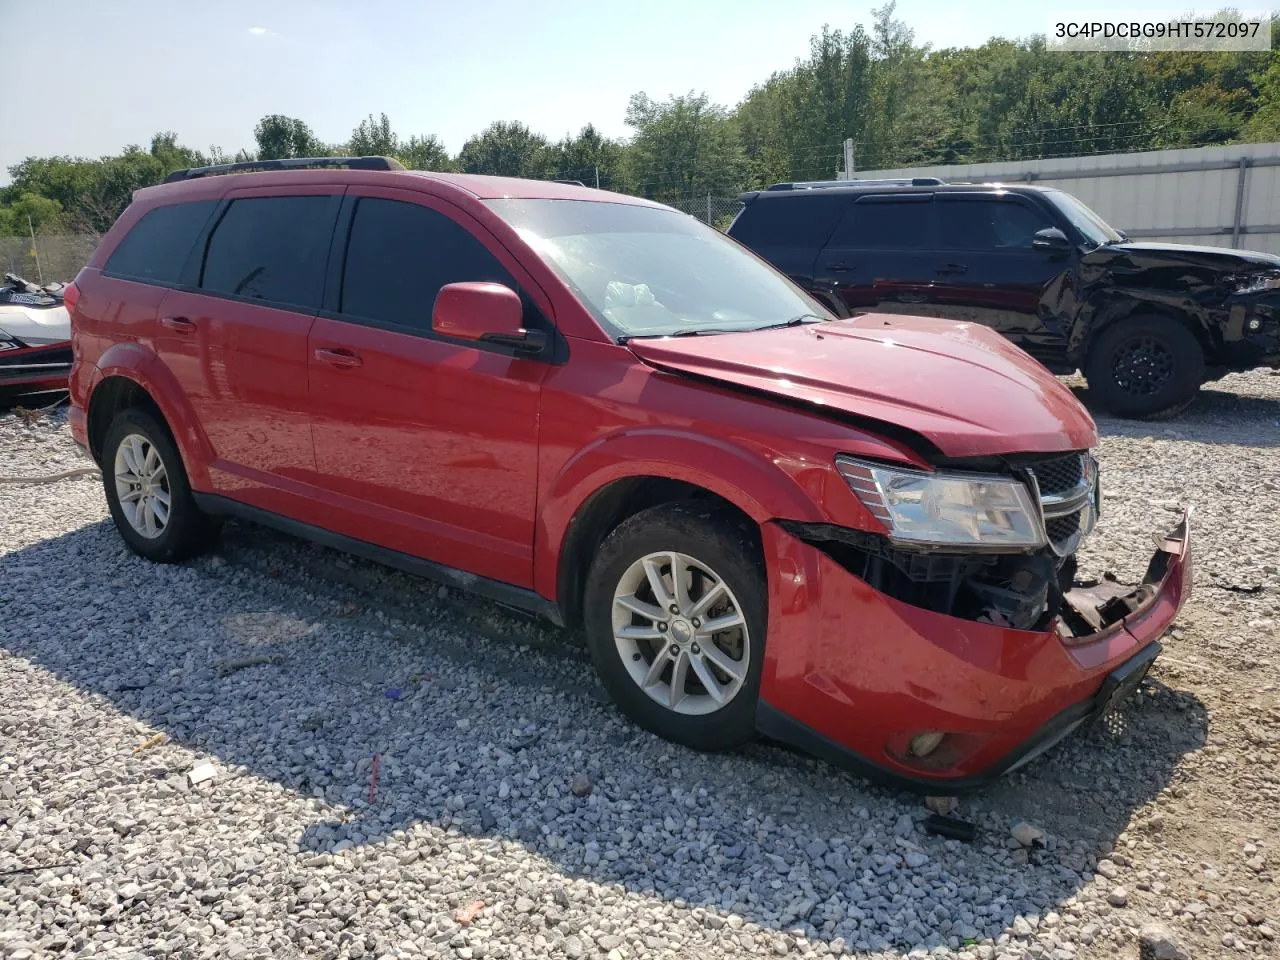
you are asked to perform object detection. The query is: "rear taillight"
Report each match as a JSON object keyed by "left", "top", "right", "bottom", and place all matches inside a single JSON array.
[{"left": 62, "top": 280, "right": 81, "bottom": 317}]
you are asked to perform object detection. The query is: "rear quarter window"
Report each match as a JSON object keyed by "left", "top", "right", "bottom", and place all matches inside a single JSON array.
[
  {"left": 103, "top": 200, "right": 218, "bottom": 284},
  {"left": 729, "top": 195, "right": 844, "bottom": 249}
]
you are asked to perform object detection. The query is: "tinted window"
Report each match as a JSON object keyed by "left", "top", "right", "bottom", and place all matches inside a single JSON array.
[
  {"left": 200, "top": 196, "right": 338, "bottom": 309},
  {"left": 341, "top": 198, "right": 514, "bottom": 331},
  {"left": 938, "top": 198, "right": 1054, "bottom": 250},
  {"left": 827, "top": 197, "right": 934, "bottom": 250},
  {"left": 104, "top": 201, "right": 216, "bottom": 284},
  {"left": 729, "top": 195, "right": 843, "bottom": 248}
]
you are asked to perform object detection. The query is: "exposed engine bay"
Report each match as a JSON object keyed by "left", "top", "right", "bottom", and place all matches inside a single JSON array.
[{"left": 782, "top": 514, "right": 1182, "bottom": 638}]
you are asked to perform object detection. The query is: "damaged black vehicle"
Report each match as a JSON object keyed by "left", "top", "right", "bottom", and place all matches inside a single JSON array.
[{"left": 729, "top": 179, "right": 1280, "bottom": 418}]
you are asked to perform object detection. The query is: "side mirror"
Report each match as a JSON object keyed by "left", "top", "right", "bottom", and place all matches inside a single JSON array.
[
  {"left": 1115, "top": 229, "right": 1129, "bottom": 241},
  {"left": 1032, "top": 227, "right": 1071, "bottom": 252},
  {"left": 432, "top": 282, "right": 547, "bottom": 354}
]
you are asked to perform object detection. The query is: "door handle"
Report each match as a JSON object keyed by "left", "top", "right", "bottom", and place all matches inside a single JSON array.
[
  {"left": 935, "top": 263, "right": 968, "bottom": 275},
  {"left": 314, "top": 347, "right": 363, "bottom": 369},
  {"left": 161, "top": 316, "right": 196, "bottom": 333},
  {"left": 826, "top": 261, "right": 852, "bottom": 273}
]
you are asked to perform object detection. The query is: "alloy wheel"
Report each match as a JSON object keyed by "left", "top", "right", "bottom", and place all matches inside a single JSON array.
[
  {"left": 114, "top": 433, "right": 171, "bottom": 539},
  {"left": 611, "top": 551, "right": 750, "bottom": 716}
]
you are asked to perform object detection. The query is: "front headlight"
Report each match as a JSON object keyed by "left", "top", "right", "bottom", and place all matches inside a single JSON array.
[{"left": 836, "top": 456, "right": 1046, "bottom": 550}]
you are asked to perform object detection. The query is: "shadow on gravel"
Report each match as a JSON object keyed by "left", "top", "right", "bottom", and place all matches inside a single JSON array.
[
  {"left": 1, "top": 519, "right": 1210, "bottom": 954},
  {"left": 1071, "top": 380, "right": 1280, "bottom": 447}
]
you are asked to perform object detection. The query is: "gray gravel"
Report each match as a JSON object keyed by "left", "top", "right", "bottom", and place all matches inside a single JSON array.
[{"left": 2, "top": 372, "right": 1279, "bottom": 960}]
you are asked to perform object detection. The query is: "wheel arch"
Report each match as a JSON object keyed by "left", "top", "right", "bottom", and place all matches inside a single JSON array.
[
  {"left": 87, "top": 343, "right": 212, "bottom": 485},
  {"left": 1074, "top": 297, "right": 1214, "bottom": 367},
  {"left": 536, "top": 430, "right": 825, "bottom": 631}
]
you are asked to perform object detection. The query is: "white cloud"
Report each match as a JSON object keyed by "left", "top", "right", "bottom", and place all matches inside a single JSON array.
[{"left": 247, "top": 26, "right": 268, "bottom": 35}]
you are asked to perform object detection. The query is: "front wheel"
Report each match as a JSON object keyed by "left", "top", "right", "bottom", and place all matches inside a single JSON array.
[
  {"left": 582, "top": 503, "right": 766, "bottom": 752},
  {"left": 1083, "top": 316, "right": 1204, "bottom": 419}
]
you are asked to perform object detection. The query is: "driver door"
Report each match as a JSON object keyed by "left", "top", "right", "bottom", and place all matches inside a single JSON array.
[{"left": 306, "top": 189, "right": 553, "bottom": 588}]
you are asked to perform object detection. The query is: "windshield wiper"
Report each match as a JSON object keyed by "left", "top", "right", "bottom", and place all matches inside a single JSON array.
[
  {"left": 619, "top": 329, "right": 725, "bottom": 343},
  {"left": 754, "top": 313, "right": 827, "bottom": 332}
]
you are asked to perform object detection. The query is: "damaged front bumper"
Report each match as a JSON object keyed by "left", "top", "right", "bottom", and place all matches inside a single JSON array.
[{"left": 755, "top": 508, "right": 1192, "bottom": 792}]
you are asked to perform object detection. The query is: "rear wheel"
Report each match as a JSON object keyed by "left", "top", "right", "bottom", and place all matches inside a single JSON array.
[
  {"left": 1084, "top": 316, "right": 1204, "bottom": 419},
  {"left": 102, "top": 408, "right": 218, "bottom": 562},
  {"left": 583, "top": 503, "right": 765, "bottom": 751}
]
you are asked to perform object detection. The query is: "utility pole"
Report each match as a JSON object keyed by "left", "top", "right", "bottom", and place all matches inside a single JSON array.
[
  {"left": 595, "top": 164, "right": 600, "bottom": 190},
  {"left": 842, "top": 138, "right": 856, "bottom": 180},
  {"left": 27, "top": 215, "right": 43, "bottom": 284}
]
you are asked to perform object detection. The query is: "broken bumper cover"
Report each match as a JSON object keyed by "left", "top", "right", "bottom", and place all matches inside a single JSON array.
[{"left": 755, "top": 509, "right": 1192, "bottom": 792}]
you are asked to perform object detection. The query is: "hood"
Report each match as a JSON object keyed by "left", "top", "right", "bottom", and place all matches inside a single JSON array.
[
  {"left": 627, "top": 314, "right": 1097, "bottom": 459},
  {"left": 1106, "top": 241, "right": 1280, "bottom": 271}
]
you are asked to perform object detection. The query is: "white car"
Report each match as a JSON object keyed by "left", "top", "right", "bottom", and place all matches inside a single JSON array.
[{"left": 0, "top": 273, "right": 71, "bottom": 394}]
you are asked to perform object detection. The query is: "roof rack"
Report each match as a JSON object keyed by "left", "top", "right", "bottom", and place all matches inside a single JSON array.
[
  {"left": 764, "top": 177, "right": 945, "bottom": 191},
  {"left": 164, "top": 155, "right": 406, "bottom": 183},
  {"left": 552, "top": 179, "right": 586, "bottom": 186}
]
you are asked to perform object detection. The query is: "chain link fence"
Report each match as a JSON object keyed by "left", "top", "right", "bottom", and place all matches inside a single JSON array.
[
  {"left": 665, "top": 195, "right": 745, "bottom": 231},
  {"left": 0, "top": 235, "right": 100, "bottom": 284}
]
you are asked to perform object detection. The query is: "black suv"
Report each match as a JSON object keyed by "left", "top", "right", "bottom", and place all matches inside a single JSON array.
[{"left": 728, "top": 178, "right": 1280, "bottom": 418}]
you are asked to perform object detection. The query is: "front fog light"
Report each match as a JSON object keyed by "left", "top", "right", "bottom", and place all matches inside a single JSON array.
[{"left": 909, "top": 731, "right": 946, "bottom": 757}]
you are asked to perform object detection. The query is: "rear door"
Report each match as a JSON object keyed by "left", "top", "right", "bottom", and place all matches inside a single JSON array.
[
  {"left": 813, "top": 194, "right": 938, "bottom": 317},
  {"left": 155, "top": 187, "right": 342, "bottom": 500},
  {"left": 305, "top": 189, "right": 549, "bottom": 588},
  {"left": 931, "top": 193, "right": 1075, "bottom": 364}
]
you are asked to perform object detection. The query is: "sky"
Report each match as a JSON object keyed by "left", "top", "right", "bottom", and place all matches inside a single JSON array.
[{"left": 0, "top": 0, "right": 1247, "bottom": 182}]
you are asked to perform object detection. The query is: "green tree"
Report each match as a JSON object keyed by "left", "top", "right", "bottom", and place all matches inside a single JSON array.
[
  {"left": 0, "top": 193, "right": 64, "bottom": 236},
  {"left": 348, "top": 113, "right": 399, "bottom": 156},
  {"left": 396, "top": 134, "right": 453, "bottom": 170},
  {"left": 550, "top": 124, "right": 625, "bottom": 189},
  {"left": 624, "top": 92, "right": 744, "bottom": 202},
  {"left": 254, "top": 114, "right": 328, "bottom": 160},
  {"left": 458, "top": 122, "right": 552, "bottom": 178},
  {"left": 1244, "top": 54, "right": 1280, "bottom": 139}
]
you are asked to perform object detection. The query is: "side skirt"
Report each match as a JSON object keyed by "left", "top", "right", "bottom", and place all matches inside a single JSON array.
[{"left": 192, "top": 492, "right": 564, "bottom": 626}]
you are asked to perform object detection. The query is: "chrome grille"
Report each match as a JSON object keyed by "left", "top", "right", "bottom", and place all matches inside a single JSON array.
[{"left": 1026, "top": 452, "right": 1096, "bottom": 556}]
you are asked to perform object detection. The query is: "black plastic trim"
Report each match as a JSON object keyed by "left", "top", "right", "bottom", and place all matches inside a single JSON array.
[
  {"left": 192, "top": 493, "right": 564, "bottom": 626},
  {"left": 165, "top": 156, "right": 404, "bottom": 183}
]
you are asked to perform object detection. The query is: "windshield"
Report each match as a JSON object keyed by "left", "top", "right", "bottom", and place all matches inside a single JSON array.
[
  {"left": 1045, "top": 190, "right": 1124, "bottom": 246},
  {"left": 485, "top": 199, "right": 830, "bottom": 339}
]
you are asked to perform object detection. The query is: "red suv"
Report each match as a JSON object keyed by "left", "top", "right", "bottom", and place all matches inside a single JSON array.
[{"left": 66, "top": 156, "right": 1191, "bottom": 790}]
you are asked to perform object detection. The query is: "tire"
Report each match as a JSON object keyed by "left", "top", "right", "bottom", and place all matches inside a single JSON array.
[
  {"left": 1084, "top": 316, "right": 1204, "bottom": 419},
  {"left": 102, "top": 407, "right": 218, "bottom": 562},
  {"left": 582, "top": 502, "right": 766, "bottom": 752}
]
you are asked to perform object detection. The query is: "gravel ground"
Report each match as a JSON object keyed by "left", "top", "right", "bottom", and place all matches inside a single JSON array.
[{"left": 1, "top": 373, "right": 1278, "bottom": 960}]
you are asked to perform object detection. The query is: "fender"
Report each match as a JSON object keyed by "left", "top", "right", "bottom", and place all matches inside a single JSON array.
[
  {"left": 532, "top": 426, "right": 886, "bottom": 602},
  {"left": 91, "top": 341, "right": 215, "bottom": 490},
  {"left": 1069, "top": 282, "right": 1218, "bottom": 365}
]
